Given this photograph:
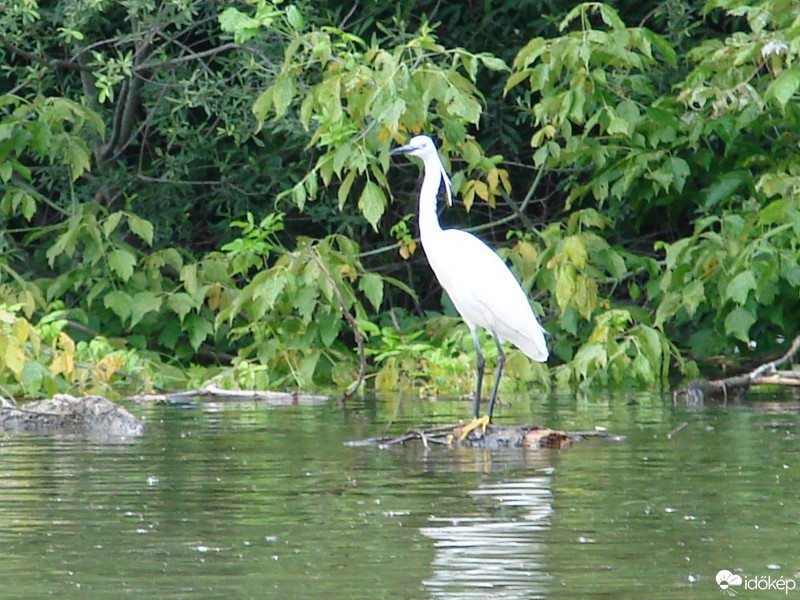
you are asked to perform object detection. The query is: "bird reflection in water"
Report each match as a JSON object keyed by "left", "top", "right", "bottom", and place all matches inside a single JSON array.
[{"left": 420, "top": 471, "right": 553, "bottom": 599}]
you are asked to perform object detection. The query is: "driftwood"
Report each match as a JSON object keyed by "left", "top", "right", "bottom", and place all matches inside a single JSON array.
[
  {"left": 128, "top": 383, "right": 329, "bottom": 406},
  {"left": 346, "top": 423, "right": 625, "bottom": 450},
  {"left": 0, "top": 394, "right": 143, "bottom": 437},
  {"left": 676, "top": 334, "right": 800, "bottom": 405}
]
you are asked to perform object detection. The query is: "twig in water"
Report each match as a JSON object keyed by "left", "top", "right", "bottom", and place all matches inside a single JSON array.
[{"left": 666, "top": 421, "right": 688, "bottom": 440}]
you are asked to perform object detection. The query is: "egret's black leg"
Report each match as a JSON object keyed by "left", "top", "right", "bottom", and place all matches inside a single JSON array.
[
  {"left": 469, "top": 325, "right": 484, "bottom": 419},
  {"left": 486, "top": 329, "right": 505, "bottom": 421}
]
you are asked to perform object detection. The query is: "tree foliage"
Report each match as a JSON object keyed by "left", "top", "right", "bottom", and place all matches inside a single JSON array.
[{"left": 1, "top": 0, "right": 799, "bottom": 398}]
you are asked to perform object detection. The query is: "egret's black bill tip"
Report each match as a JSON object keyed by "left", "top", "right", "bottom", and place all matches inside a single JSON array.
[{"left": 389, "top": 144, "right": 415, "bottom": 156}]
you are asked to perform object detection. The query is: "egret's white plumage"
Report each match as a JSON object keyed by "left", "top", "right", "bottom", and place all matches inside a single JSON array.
[{"left": 390, "top": 135, "right": 548, "bottom": 427}]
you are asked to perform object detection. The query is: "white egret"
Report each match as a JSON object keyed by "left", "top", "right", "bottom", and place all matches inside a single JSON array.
[{"left": 390, "top": 135, "right": 548, "bottom": 438}]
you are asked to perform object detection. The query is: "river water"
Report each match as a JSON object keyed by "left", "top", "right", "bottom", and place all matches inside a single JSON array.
[{"left": 0, "top": 390, "right": 798, "bottom": 599}]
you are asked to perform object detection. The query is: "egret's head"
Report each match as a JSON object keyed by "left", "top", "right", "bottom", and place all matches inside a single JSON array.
[
  {"left": 390, "top": 135, "right": 452, "bottom": 206},
  {"left": 389, "top": 135, "right": 438, "bottom": 159}
]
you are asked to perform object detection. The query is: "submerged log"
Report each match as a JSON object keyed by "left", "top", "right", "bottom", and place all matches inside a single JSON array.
[
  {"left": 0, "top": 394, "right": 143, "bottom": 437},
  {"left": 346, "top": 423, "right": 625, "bottom": 449}
]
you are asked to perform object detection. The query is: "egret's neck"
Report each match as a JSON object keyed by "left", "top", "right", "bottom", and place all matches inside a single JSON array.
[{"left": 418, "top": 155, "right": 445, "bottom": 241}]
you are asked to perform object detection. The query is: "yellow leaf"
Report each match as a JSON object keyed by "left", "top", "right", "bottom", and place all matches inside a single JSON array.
[
  {"left": 513, "top": 240, "right": 539, "bottom": 262},
  {"left": 487, "top": 168, "right": 499, "bottom": 194},
  {"left": 462, "top": 182, "right": 476, "bottom": 212},
  {"left": 589, "top": 325, "right": 611, "bottom": 343},
  {"left": 563, "top": 235, "right": 588, "bottom": 270},
  {"left": 375, "top": 360, "right": 399, "bottom": 392},
  {"left": 50, "top": 332, "right": 76, "bottom": 379},
  {"left": 338, "top": 263, "right": 357, "bottom": 281},
  {"left": 4, "top": 339, "right": 26, "bottom": 377},
  {"left": 474, "top": 180, "right": 489, "bottom": 201},
  {"left": 399, "top": 240, "right": 417, "bottom": 260},
  {"left": 555, "top": 263, "right": 577, "bottom": 315},
  {"left": 12, "top": 317, "right": 31, "bottom": 345},
  {"left": 207, "top": 284, "right": 223, "bottom": 311},
  {"left": 95, "top": 355, "right": 123, "bottom": 383},
  {"left": 498, "top": 169, "right": 512, "bottom": 194},
  {"left": 22, "top": 290, "right": 36, "bottom": 318}
]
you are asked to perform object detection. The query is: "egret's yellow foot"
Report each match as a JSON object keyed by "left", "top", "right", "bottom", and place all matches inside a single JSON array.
[{"left": 459, "top": 415, "right": 490, "bottom": 440}]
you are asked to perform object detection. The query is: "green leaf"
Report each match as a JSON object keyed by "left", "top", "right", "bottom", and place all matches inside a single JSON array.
[
  {"left": 285, "top": 4, "right": 303, "bottom": 29},
  {"left": 705, "top": 171, "right": 748, "bottom": 209},
  {"left": 181, "top": 264, "right": 198, "bottom": 295},
  {"left": 766, "top": 68, "right": 800, "bottom": 108},
  {"left": 103, "top": 211, "right": 123, "bottom": 237},
  {"left": 478, "top": 54, "right": 508, "bottom": 72},
  {"left": 511, "top": 37, "right": 546, "bottom": 70},
  {"left": 0, "top": 161, "right": 12, "bottom": 183},
  {"left": 681, "top": 280, "right": 705, "bottom": 317},
  {"left": 317, "top": 311, "right": 341, "bottom": 347},
  {"left": 103, "top": 290, "right": 132, "bottom": 322},
  {"left": 358, "top": 273, "right": 384, "bottom": 310},
  {"left": 636, "top": 325, "right": 663, "bottom": 366},
  {"left": 293, "top": 285, "right": 319, "bottom": 322},
  {"left": 20, "top": 361, "right": 48, "bottom": 395},
  {"left": 563, "top": 236, "right": 587, "bottom": 269},
  {"left": 272, "top": 73, "right": 296, "bottom": 120},
  {"left": 654, "top": 291, "right": 681, "bottom": 328},
  {"left": 104, "top": 248, "right": 134, "bottom": 280},
  {"left": 184, "top": 313, "right": 214, "bottom": 351},
  {"left": 358, "top": 181, "right": 385, "bottom": 231},
  {"left": 130, "top": 292, "right": 162, "bottom": 328},
  {"left": 572, "top": 342, "right": 607, "bottom": 380},
  {"left": 253, "top": 272, "right": 286, "bottom": 309},
  {"left": 607, "top": 115, "right": 630, "bottom": 136},
  {"left": 338, "top": 170, "right": 356, "bottom": 209},
  {"left": 167, "top": 292, "right": 195, "bottom": 323},
  {"left": 446, "top": 85, "right": 482, "bottom": 122},
  {"left": 219, "top": 7, "right": 260, "bottom": 44},
  {"left": 574, "top": 275, "right": 597, "bottom": 320},
  {"left": 669, "top": 157, "right": 690, "bottom": 192},
  {"left": 725, "top": 271, "right": 756, "bottom": 305},
  {"left": 157, "top": 319, "right": 182, "bottom": 350},
  {"left": 253, "top": 87, "right": 273, "bottom": 124},
  {"left": 504, "top": 69, "right": 532, "bottom": 94},
  {"left": 298, "top": 350, "right": 321, "bottom": 385},
  {"left": 108, "top": 248, "right": 137, "bottom": 281},
  {"left": 661, "top": 237, "right": 694, "bottom": 271},
  {"left": 63, "top": 137, "right": 92, "bottom": 180},
  {"left": 555, "top": 263, "right": 577, "bottom": 315},
  {"left": 724, "top": 306, "right": 756, "bottom": 342},
  {"left": 127, "top": 213, "right": 154, "bottom": 246}
]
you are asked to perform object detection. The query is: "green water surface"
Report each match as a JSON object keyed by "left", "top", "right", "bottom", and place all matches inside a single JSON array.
[{"left": 0, "top": 391, "right": 798, "bottom": 599}]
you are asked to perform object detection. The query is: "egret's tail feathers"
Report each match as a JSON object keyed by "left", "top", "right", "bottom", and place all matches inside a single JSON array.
[{"left": 512, "top": 326, "right": 549, "bottom": 363}]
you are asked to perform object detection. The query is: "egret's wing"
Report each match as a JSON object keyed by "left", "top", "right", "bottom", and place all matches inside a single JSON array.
[{"left": 425, "top": 230, "right": 548, "bottom": 362}]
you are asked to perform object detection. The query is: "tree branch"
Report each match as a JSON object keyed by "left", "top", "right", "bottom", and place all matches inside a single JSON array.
[
  {"left": 677, "top": 334, "right": 800, "bottom": 404},
  {"left": 0, "top": 38, "right": 94, "bottom": 73},
  {"left": 306, "top": 246, "right": 366, "bottom": 402}
]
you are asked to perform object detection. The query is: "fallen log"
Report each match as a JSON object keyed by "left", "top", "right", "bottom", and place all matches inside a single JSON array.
[
  {"left": 676, "top": 334, "right": 800, "bottom": 405},
  {"left": 346, "top": 423, "right": 625, "bottom": 449},
  {"left": 128, "top": 383, "right": 328, "bottom": 405}
]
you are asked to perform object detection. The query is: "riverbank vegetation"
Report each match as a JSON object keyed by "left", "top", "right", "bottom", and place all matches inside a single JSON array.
[{"left": 1, "top": 0, "right": 799, "bottom": 399}]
